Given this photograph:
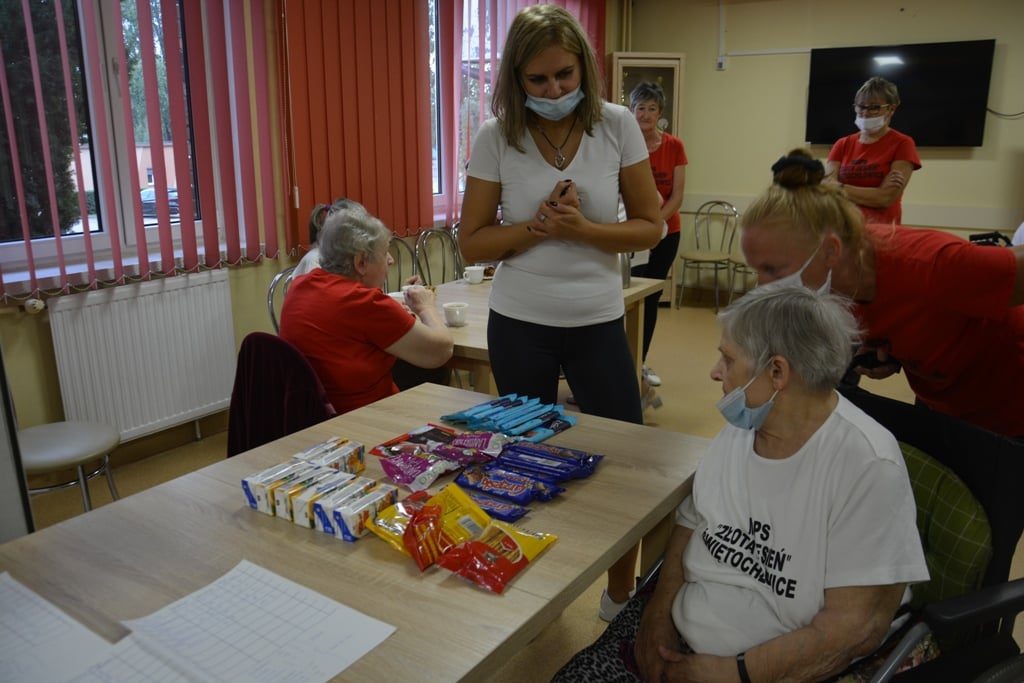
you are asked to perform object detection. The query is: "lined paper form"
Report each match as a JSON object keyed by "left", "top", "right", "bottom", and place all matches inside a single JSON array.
[
  {"left": 65, "top": 636, "right": 195, "bottom": 683},
  {"left": 0, "top": 573, "right": 111, "bottom": 682},
  {"left": 124, "top": 560, "right": 396, "bottom": 683}
]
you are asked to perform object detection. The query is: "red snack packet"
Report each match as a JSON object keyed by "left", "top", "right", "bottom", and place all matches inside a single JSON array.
[
  {"left": 400, "top": 484, "right": 491, "bottom": 571},
  {"left": 436, "top": 521, "right": 557, "bottom": 594}
]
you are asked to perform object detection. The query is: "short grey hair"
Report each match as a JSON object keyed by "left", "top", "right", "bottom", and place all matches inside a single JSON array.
[
  {"left": 629, "top": 81, "right": 665, "bottom": 112},
  {"left": 856, "top": 76, "right": 900, "bottom": 107},
  {"left": 718, "top": 285, "right": 862, "bottom": 392},
  {"left": 317, "top": 204, "right": 391, "bottom": 278}
]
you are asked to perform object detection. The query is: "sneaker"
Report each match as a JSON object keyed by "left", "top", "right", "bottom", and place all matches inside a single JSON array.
[
  {"left": 641, "top": 386, "right": 663, "bottom": 411},
  {"left": 643, "top": 365, "right": 662, "bottom": 387},
  {"left": 599, "top": 588, "right": 636, "bottom": 622}
]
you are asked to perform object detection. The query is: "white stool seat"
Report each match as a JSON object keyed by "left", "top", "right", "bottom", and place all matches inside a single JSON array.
[
  {"left": 19, "top": 421, "right": 121, "bottom": 512},
  {"left": 20, "top": 421, "right": 119, "bottom": 473}
]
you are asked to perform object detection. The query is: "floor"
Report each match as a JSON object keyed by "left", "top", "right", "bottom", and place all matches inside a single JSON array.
[{"left": 28, "top": 301, "right": 1024, "bottom": 679}]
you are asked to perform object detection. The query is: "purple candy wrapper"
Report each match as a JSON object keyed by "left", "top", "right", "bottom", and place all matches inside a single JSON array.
[
  {"left": 466, "top": 491, "right": 530, "bottom": 522},
  {"left": 449, "top": 432, "right": 509, "bottom": 455},
  {"left": 430, "top": 444, "right": 494, "bottom": 467},
  {"left": 380, "top": 454, "right": 459, "bottom": 492}
]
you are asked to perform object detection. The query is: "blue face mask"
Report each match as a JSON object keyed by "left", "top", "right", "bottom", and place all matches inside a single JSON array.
[
  {"left": 525, "top": 87, "right": 584, "bottom": 121},
  {"left": 716, "top": 367, "right": 779, "bottom": 430}
]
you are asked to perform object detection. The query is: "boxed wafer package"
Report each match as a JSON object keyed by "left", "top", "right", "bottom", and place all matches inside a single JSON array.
[
  {"left": 243, "top": 462, "right": 319, "bottom": 515},
  {"left": 313, "top": 477, "right": 376, "bottom": 535},
  {"left": 273, "top": 467, "right": 333, "bottom": 521},
  {"left": 291, "top": 471, "right": 357, "bottom": 529},
  {"left": 293, "top": 437, "right": 365, "bottom": 474},
  {"left": 335, "top": 485, "right": 399, "bottom": 542}
]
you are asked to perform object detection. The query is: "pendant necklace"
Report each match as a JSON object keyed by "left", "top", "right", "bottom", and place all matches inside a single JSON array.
[{"left": 536, "top": 116, "right": 577, "bottom": 169}]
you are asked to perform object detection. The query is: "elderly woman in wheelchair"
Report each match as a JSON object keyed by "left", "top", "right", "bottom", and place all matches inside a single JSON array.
[{"left": 555, "top": 285, "right": 929, "bottom": 683}]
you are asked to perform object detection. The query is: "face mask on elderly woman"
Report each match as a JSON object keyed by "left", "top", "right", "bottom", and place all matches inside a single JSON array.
[
  {"left": 716, "top": 366, "right": 779, "bottom": 430},
  {"left": 769, "top": 241, "right": 832, "bottom": 294}
]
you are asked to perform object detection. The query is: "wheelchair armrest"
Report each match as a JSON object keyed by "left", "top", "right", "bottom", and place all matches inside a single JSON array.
[{"left": 922, "top": 578, "right": 1024, "bottom": 637}]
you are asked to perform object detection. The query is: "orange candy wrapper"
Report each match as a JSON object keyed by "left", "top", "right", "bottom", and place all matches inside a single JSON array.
[{"left": 436, "top": 520, "right": 557, "bottom": 594}]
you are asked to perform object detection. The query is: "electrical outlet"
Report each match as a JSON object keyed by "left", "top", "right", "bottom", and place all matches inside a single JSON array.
[{"left": 716, "top": 55, "right": 727, "bottom": 71}]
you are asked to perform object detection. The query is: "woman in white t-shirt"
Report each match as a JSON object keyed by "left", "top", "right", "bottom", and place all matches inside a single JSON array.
[
  {"left": 458, "top": 5, "right": 661, "bottom": 620},
  {"left": 554, "top": 285, "right": 929, "bottom": 683}
]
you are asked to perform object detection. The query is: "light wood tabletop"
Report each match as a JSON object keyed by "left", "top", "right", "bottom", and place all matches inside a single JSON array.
[
  {"left": 433, "top": 277, "right": 666, "bottom": 393},
  {"left": 0, "top": 384, "right": 705, "bottom": 682}
]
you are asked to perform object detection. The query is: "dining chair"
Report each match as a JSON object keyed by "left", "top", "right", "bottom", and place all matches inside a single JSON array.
[
  {"left": 266, "top": 265, "right": 297, "bottom": 334},
  {"left": 414, "top": 227, "right": 463, "bottom": 286},
  {"left": 387, "top": 235, "right": 420, "bottom": 292},
  {"left": 676, "top": 200, "right": 739, "bottom": 311}
]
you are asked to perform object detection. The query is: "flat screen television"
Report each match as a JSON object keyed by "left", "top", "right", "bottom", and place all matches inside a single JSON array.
[{"left": 805, "top": 39, "right": 995, "bottom": 147}]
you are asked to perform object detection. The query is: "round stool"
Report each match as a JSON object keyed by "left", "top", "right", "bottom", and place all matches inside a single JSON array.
[{"left": 19, "top": 421, "right": 121, "bottom": 512}]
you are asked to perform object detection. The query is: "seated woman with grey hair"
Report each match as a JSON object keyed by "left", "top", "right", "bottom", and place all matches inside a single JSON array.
[
  {"left": 555, "top": 285, "right": 928, "bottom": 683},
  {"left": 280, "top": 207, "right": 453, "bottom": 414}
]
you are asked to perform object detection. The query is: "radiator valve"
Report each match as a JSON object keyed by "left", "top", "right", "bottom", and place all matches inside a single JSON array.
[{"left": 24, "top": 298, "right": 45, "bottom": 314}]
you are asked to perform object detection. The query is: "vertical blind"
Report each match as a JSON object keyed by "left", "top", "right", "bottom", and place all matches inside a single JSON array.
[
  {"left": 281, "top": 0, "right": 435, "bottom": 248},
  {"left": 0, "top": 0, "right": 284, "bottom": 300}
]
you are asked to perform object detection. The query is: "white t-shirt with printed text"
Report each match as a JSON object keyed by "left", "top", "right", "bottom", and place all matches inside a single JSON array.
[
  {"left": 672, "top": 393, "right": 929, "bottom": 656},
  {"left": 466, "top": 102, "right": 648, "bottom": 327}
]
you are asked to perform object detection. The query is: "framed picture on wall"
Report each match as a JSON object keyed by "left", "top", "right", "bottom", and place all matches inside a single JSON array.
[{"left": 608, "top": 52, "right": 685, "bottom": 134}]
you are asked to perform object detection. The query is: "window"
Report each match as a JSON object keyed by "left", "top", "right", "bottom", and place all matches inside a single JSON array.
[{"left": 0, "top": 0, "right": 199, "bottom": 283}]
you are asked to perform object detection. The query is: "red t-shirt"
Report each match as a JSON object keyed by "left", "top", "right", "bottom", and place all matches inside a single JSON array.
[
  {"left": 828, "top": 129, "right": 921, "bottom": 225},
  {"left": 279, "top": 270, "right": 415, "bottom": 415},
  {"left": 647, "top": 133, "right": 688, "bottom": 235},
  {"left": 855, "top": 225, "right": 1023, "bottom": 436}
]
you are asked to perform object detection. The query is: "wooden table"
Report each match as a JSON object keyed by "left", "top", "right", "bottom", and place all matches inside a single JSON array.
[
  {"left": 0, "top": 384, "right": 705, "bottom": 682},
  {"left": 433, "top": 277, "right": 666, "bottom": 394}
]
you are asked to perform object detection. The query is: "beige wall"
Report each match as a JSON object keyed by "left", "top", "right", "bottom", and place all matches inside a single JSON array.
[{"left": 629, "top": 0, "right": 1024, "bottom": 232}]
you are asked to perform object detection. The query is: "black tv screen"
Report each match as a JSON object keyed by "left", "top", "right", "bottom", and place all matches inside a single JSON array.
[{"left": 806, "top": 39, "right": 995, "bottom": 147}]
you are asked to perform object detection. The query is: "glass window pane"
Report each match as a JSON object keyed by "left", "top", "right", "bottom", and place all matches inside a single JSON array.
[
  {"left": 120, "top": 0, "right": 197, "bottom": 228},
  {"left": 0, "top": 0, "right": 101, "bottom": 243}
]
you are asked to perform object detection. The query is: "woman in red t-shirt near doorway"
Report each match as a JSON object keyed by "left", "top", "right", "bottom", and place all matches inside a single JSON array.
[
  {"left": 825, "top": 76, "right": 921, "bottom": 225},
  {"left": 629, "top": 82, "right": 688, "bottom": 391}
]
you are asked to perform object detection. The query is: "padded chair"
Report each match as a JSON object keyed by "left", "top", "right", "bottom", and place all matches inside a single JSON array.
[
  {"left": 676, "top": 200, "right": 739, "bottom": 311},
  {"left": 414, "top": 227, "right": 463, "bottom": 286},
  {"left": 20, "top": 421, "right": 120, "bottom": 512},
  {"left": 266, "top": 265, "right": 297, "bottom": 334},
  {"left": 835, "top": 387, "right": 1024, "bottom": 682},
  {"left": 226, "top": 332, "right": 336, "bottom": 457}
]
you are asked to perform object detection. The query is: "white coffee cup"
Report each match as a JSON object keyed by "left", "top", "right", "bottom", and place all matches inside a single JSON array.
[
  {"left": 464, "top": 266, "right": 485, "bottom": 284},
  {"left": 443, "top": 302, "right": 468, "bottom": 327}
]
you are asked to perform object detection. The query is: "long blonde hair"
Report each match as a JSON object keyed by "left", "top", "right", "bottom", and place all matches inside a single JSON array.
[
  {"left": 491, "top": 5, "right": 604, "bottom": 152},
  {"left": 742, "top": 149, "right": 868, "bottom": 264}
]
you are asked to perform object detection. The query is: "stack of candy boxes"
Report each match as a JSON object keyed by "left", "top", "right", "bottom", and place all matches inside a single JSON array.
[{"left": 238, "top": 395, "right": 603, "bottom": 591}]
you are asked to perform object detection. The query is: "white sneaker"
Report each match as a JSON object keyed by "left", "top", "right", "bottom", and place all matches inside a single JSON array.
[
  {"left": 599, "top": 588, "right": 636, "bottom": 622},
  {"left": 643, "top": 366, "right": 662, "bottom": 387},
  {"left": 641, "top": 386, "right": 663, "bottom": 411}
]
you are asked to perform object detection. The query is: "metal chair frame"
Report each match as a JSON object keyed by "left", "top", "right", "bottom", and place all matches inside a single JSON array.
[
  {"left": 414, "top": 227, "right": 463, "bottom": 285},
  {"left": 28, "top": 455, "right": 119, "bottom": 512},
  {"left": 267, "top": 265, "right": 297, "bottom": 334},
  {"left": 387, "top": 235, "right": 420, "bottom": 292},
  {"left": 676, "top": 200, "right": 739, "bottom": 311}
]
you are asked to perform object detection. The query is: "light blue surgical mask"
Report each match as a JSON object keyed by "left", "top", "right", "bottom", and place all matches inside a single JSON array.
[
  {"left": 525, "top": 87, "right": 584, "bottom": 121},
  {"left": 770, "top": 242, "right": 831, "bottom": 294},
  {"left": 716, "top": 366, "right": 779, "bottom": 430}
]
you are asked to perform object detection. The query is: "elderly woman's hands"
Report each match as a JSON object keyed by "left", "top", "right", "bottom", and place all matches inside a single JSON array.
[
  {"left": 403, "top": 285, "right": 437, "bottom": 318},
  {"left": 634, "top": 595, "right": 680, "bottom": 682}
]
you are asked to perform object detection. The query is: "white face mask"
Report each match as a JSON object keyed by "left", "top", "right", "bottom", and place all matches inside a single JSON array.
[
  {"left": 770, "top": 242, "right": 831, "bottom": 294},
  {"left": 855, "top": 115, "right": 886, "bottom": 134}
]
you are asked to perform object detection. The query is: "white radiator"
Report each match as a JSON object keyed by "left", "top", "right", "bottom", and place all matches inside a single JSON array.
[{"left": 48, "top": 270, "right": 237, "bottom": 441}]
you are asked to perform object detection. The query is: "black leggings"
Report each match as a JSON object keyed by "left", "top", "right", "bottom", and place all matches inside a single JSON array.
[
  {"left": 487, "top": 310, "right": 643, "bottom": 425},
  {"left": 631, "top": 231, "right": 681, "bottom": 362}
]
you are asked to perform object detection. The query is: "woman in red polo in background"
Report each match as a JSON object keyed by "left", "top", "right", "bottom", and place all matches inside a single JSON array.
[
  {"left": 826, "top": 76, "right": 921, "bottom": 225},
  {"left": 629, "top": 81, "right": 688, "bottom": 390}
]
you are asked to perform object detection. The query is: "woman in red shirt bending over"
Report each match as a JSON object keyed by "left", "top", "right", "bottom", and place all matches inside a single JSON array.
[
  {"left": 741, "top": 149, "right": 1024, "bottom": 440},
  {"left": 825, "top": 77, "right": 921, "bottom": 225}
]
